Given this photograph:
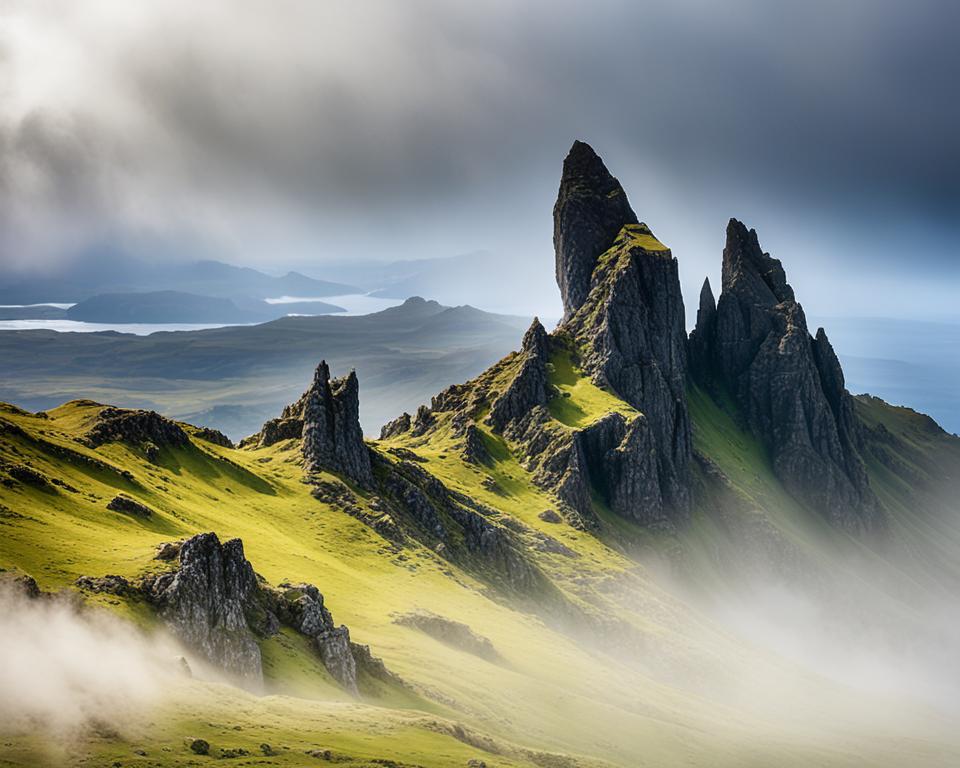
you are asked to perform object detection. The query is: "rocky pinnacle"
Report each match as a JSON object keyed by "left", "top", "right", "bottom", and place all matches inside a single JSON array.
[
  {"left": 694, "top": 218, "right": 880, "bottom": 531},
  {"left": 301, "top": 362, "right": 374, "bottom": 487},
  {"left": 557, "top": 142, "right": 691, "bottom": 516},
  {"left": 553, "top": 140, "right": 639, "bottom": 321}
]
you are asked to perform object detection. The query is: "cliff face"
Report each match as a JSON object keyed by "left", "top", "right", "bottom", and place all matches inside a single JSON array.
[
  {"left": 691, "top": 219, "right": 880, "bottom": 532},
  {"left": 557, "top": 152, "right": 692, "bottom": 515},
  {"left": 554, "top": 140, "right": 639, "bottom": 321}
]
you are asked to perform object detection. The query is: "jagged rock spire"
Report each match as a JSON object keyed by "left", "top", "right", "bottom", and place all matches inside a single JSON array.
[
  {"left": 702, "top": 219, "right": 879, "bottom": 532},
  {"left": 688, "top": 277, "right": 717, "bottom": 382},
  {"left": 553, "top": 140, "right": 638, "bottom": 320},
  {"left": 521, "top": 316, "right": 549, "bottom": 357},
  {"left": 488, "top": 318, "right": 552, "bottom": 433},
  {"left": 556, "top": 143, "right": 691, "bottom": 516},
  {"left": 722, "top": 218, "right": 794, "bottom": 303},
  {"left": 302, "top": 362, "right": 373, "bottom": 487}
]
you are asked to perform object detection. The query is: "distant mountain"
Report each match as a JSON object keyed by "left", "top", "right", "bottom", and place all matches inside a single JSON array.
[
  {"left": 0, "top": 258, "right": 359, "bottom": 304},
  {"left": 65, "top": 290, "right": 344, "bottom": 323},
  {"left": 0, "top": 304, "right": 69, "bottom": 320},
  {"left": 0, "top": 296, "right": 531, "bottom": 438},
  {"left": 321, "top": 250, "right": 558, "bottom": 318}
]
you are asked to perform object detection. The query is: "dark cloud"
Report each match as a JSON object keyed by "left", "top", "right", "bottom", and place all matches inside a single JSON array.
[{"left": 0, "top": 0, "right": 956, "bottom": 316}]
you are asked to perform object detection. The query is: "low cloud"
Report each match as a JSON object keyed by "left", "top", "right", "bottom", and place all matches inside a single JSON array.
[{"left": 0, "top": 584, "right": 176, "bottom": 738}]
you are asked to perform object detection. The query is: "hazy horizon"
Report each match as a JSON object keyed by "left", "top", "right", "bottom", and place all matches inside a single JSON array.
[{"left": 1, "top": 0, "right": 957, "bottom": 323}]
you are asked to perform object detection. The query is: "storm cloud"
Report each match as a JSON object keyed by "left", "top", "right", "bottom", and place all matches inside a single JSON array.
[{"left": 0, "top": 0, "right": 956, "bottom": 316}]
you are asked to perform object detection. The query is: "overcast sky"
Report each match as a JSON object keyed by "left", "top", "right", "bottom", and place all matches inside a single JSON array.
[{"left": 0, "top": 0, "right": 956, "bottom": 318}]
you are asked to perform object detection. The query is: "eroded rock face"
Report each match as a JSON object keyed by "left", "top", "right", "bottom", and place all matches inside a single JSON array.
[
  {"left": 83, "top": 407, "right": 190, "bottom": 457},
  {"left": 247, "top": 361, "right": 373, "bottom": 487},
  {"left": 302, "top": 363, "right": 373, "bottom": 487},
  {"left": 580, "top": 413, "right": 664, "bottom": 526},
  {"left": 488, "top": 319, "right": 553, "bottom": 433},
  {"left": 139, "top": 532, "right": 384, "bottom": 694},
  {"left": 687, "top": 277, "right": 717, "bottom": 384},
  {"left": 194, "top": 427, "right": 234, "bottom": 448},
  {"left": 554, "top": 140, "right": 638, "bottom": 320},
  {"left": 692, "top": 219, "right": 880, "bottom": 532},
  {"left": 144, "top": 533, "right": 270, "bottom": 683},
  {"left": 380, "top": 412, "right": 411, "bottom": 440},
  {"left": 274, "top": 583, "right": 358, "bottom": 695},
  {"left": 558, "top": 146, "right": 692, "bottom": 517}
]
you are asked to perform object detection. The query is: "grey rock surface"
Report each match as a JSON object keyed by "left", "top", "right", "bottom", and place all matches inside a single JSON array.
[
  {"left": 554, "top": 140, "right": 638, "bottom": 320},
  {"left": 84, "top": 407, "right": 190, "bottom": 452},
  {"left": 488, "top": 319, "right": 553, "bottom": 433},
  {"left": 143, "top": 532, "right": 269, "bottom": 683},
  {"left": 556, "top": 145, "right": 691, "bottom": 518},
  {"left": 692, "top": 218, "right": 880, "bottom": 531},
  {"left": 302, "top": 362, "right": 373, "bottom": 487}
]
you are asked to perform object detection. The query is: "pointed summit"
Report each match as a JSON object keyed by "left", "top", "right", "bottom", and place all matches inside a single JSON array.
[
  {"left": 705, "top": 221, "right": 879, "bottom": 531},
  {"left": 556, "top": 142, "right": 691, "bottom": 516},
  {"left": 521, "top": 317, "right": 549, "bottom": 358},
  {"left": 688, "top": 277, "right": 717, "bottom": 382},
  {"left": 553, "top": 140, "right": 638, "bottom": 320},
  {"left": 302, "top": 362, "right": 373, "bottom": 487},
  {"left": 722, "top": 218, "right": 794, "bottom": 304}
]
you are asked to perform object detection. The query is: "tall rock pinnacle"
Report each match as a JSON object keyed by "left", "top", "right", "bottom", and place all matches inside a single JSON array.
[
  {"left": 302, "top": 362, "right": 373, "bottom": 487},
  {"left": 694, "top": 218, "right": 879, "bottom": 532},
  {"left": 688, "top": 277, "right": 716, "bottom": 382},
  {"left": 553, "top": 140, "right": 638, "bottom": 321},
  {"left": 556, "top": 142, "right": 691, "bottom": 516},
  {"left": 246, "top": 361, "right": 373, "bottom": 487}
]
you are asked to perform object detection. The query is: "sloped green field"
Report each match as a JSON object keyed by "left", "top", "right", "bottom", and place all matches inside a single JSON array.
[{"left": 1, "top": 397, "right": 958, "bottom": 767}]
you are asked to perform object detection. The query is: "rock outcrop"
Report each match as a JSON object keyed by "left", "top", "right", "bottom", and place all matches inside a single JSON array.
[
  {"left": 395, "top": 611, "right": 501, "bottom": 662},
  {"left": 487, "top": 319, "right": 553, "bottom": 433},
  {"left": 193, "top": 427, "right": 234, "bottom": 448},
  {"left": 140, "top": 532, "right": 391, "bottom": 694},
  {"left": 302, "top": 363, "right": 372, "bottom": 486},
  {"left": 380, "top": 412, "right": 412, "bottom": 440},
  {"left": 272, "top": 583, "right": 358, "bottom": 695},
  {"left": 558, "top": 145, "right": 692, "bottom": 517},
  {"left": 83, "top": 406, "right": 190, "bottom": 460},
  {"left": 691, "top": 219, "right": 880, "bottom": 531},
  {"left": 246, "top": 361, "right": 373, "bottom": 487},
  {"left": 687, "top": 277, "right": 717, "bottom": 384},
  {"left": 142, "top": 533, "right": 271, "bottom": 683},
  {"left": 106, "top": 493, "right": 153, "bottom": 518},
  {"left": 554, "top": 140, "right": 638, "bottom": 320}
]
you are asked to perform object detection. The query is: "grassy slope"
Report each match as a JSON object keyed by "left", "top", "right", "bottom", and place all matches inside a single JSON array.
[{"left": 1, "top": 391, "right": 958, "bottom": 767}]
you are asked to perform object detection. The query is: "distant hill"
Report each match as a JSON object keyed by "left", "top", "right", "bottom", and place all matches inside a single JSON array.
[
  {"left": 65, "top": 290, "right": 344, "bottom": 323},
  {"left": 321, "top": 250, "right": 558, "bottom": 318},
  {"left": 0, "top": 296, "right": 531, "bottom": 438},
  {"left": 0, "top": 258, "right": 359, "bottom": 304}
]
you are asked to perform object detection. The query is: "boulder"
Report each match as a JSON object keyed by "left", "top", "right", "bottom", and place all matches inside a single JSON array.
[{"left": 107, "top": 494, "right": 153, "bottom": 518}]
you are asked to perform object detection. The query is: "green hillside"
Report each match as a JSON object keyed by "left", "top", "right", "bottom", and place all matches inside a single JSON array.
[{"left": 1, "top": 380, "right": 958, "bottom": 767}]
